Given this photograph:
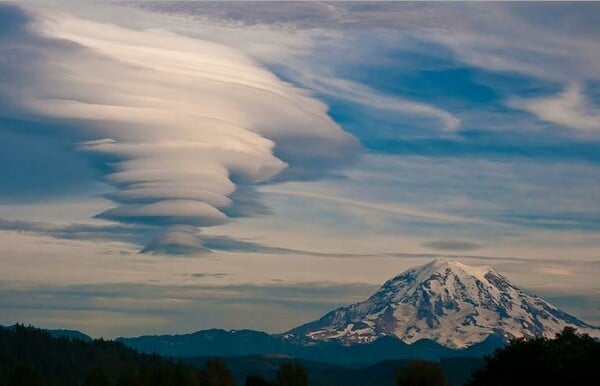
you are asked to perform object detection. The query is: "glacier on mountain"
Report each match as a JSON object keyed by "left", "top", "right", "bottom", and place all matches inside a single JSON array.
[{"left": 286, "top": 259, "right": 599, "bottom": 349}]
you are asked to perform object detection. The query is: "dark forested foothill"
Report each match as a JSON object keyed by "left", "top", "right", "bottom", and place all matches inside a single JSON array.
[
  {"left": 2, "top": 324, "right": 597, "bottom": 386},
  {"left": 466, "top": 327, "right": 600, "bottom": 386},
  {"left": 274, "top": 362, "right": 309, "bottom": 386},
  {"left": 244, "top": 375, "right": 272, "bottom": 386},
  {"left": 0, "top": 325, "right": 229, "bottom": 386},
  {"left": 241, "top": 362, "right": 308, "bottom": 386},
  {"left": 0, "top": 325, "right": 313, "bottom": 386},
  {"left": 396, "top": 360, "right": 447, "bottom": 386}
]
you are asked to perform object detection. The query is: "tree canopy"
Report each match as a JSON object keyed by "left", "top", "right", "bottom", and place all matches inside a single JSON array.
[
  {"left": 396, "top": 360, "right": 447, "bottom": 386},
  {"left": 201, "top": 359, "right": 236, "bottom": 386},
  {"left": 274, "top": 362, "right": 309, "bottom": 386},
  {"left": 0, "top": 325, "right": 230, "bottom": 386},
  {"left": 467, "top": 327, "right": 600, "bottom": 386}
]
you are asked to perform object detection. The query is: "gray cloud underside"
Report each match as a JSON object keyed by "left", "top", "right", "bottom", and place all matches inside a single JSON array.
[
  {"left": 132, "top": 1, "right": 597, "bottom": 31},
  {"left": 0, "top": 217, "right": 149, "bottom": 245},
  {"left": 0, "top": 215, "right": 372, "bottom": 257},
  {"left": 141, "top": 225, "right": 211, "bottom": 255},
  {"left": 421, "top": 240, "right": 483, "bottom": 251},
  {"left": 0, "top": 280, "right": 378, "bottom": 336},
  {"left": 386, "top": 253, "right": 600, "bottom": 268},
  {"left": 188, "top": 272, "right": 229, "bottom": 279},
  {"left": 4, "top": 214, "right": 599, "bottom": 269},
  {"left": 131, "top": 1, "right": 600, "bottom": 76},
  {"left": 0, "top": 216, "right": 508, "bottom": 261}
]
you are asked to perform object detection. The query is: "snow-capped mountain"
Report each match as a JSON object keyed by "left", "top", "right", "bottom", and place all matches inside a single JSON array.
[{"left": 286, "top": 258, "right": 599, "bottom": 349}]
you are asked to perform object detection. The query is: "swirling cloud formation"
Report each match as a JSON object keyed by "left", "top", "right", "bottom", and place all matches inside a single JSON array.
[{"left": 0, "top": 5, "right": 358, "bottom": 253}]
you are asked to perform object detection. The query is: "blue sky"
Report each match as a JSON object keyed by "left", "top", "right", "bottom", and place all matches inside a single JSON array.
[{"left": 0, "top": 2, "right": 599, "bottom": 337}]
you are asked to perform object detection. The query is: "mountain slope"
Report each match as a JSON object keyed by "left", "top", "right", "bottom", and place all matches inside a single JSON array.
[{"left": 286, "top": 259, "right": 599, "bottom": 349}]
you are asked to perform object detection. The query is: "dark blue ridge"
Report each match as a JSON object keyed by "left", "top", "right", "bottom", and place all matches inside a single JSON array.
[{"left": 116, "top": 329, "right": 504, "bottom": 366}]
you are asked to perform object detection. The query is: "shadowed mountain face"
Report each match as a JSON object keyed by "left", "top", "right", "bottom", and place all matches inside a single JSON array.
[{"left": 286, "top": 259, "right": 599, "bottom": 349}]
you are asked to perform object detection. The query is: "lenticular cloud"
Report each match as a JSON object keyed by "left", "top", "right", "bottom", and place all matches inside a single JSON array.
[{"left": 4, "top": 9, "right": 358, "bottom": 253}]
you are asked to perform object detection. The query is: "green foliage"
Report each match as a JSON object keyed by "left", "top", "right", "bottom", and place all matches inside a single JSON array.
[
  {"left": 466, "top": 327, "right": 600, "bottom": 386},
  {"left": 0, "top": 325, "right": 233, "bottom": 386},
  {"left": 201, "top": 358, "right": 236, "bottom": 386},
  {"left": 396, "top": 360, "right": 447, "bottom": 386},
  {"left": 274, "top": 362, "right": 308, "bottom": 386}
]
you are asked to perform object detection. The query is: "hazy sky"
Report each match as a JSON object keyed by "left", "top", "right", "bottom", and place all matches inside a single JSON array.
[{"left": 1, "top": 1, "right": 599, "bottom": 338}]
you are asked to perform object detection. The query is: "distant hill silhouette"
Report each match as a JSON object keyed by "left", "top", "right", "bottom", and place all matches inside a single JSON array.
[
  {"left": 467, "top": 327, "right": 600, "bottom": 386},
  {"left": 46, "top": 328, "right": 93, "bottom": 342},
  {"left": 117, "top": 329, "right": 503, "bottom": 365},
  {"left": 0, "top": 324, "right": 207, "bottom": 386},
  {"left": 0, "top": 324, "right": 484, "bottom": 386},
  {"left": 3, "top": 324, "right": 93, "bottom": 342}
]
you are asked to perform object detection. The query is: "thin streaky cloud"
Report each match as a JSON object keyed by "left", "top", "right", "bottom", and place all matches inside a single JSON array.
[{"left": 260, "top": 187, "right": 511, "bottom": 227}]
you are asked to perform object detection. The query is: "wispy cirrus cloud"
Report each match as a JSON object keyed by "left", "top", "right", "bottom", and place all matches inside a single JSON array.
[
  {"left": 421, "top": 240, "right": 483, "bottom": 251},
  {"left": 285, "top": 72, "right": 461, "bottom": 132},
  {"left": 509, "top": 84, "right": 600, "bottom": 135},
  {"left": 0, "top": 217, "right": 147, "bottom": 245},
  {"left": 117, "top": 1, "right": 462, "bottom": 134}
]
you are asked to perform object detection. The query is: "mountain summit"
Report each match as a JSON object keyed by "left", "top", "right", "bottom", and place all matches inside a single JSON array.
[{"left": 286, "top": 259, "right": 599, "bottom": 349}]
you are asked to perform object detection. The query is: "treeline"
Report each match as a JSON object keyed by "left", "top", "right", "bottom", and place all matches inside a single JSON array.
[
  {"left": 466, "top": 327, "right": 600, "bottom": 386},
  {"left": 395, "top": 327, "right": 600, "bottom": 386},
  {"left": 1, "top": 325, "right": 597, "bottom": 386},
  {"left": 0, "top": 325, "right": 308, "bottom": 386}
]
